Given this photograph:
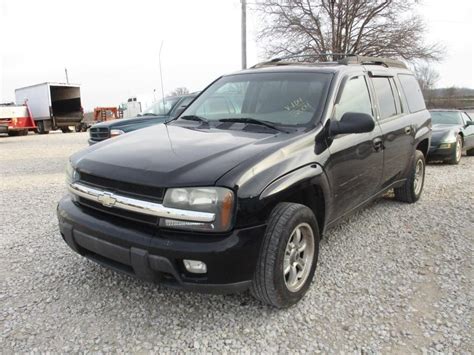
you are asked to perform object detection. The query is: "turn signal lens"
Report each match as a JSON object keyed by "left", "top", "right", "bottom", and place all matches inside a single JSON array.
[{"left": 110, "top": 129, "right": 124, "bottom": 137}]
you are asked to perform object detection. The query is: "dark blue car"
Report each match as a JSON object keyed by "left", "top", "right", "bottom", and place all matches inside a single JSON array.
[
  {"left": 88, "top": 94, "right": 197, "bottom": 145},
  {"left": 428, "top": 110, "right": 474, "bottom": 164}
]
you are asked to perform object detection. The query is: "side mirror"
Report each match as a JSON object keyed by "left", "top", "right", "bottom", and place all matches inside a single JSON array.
[
  {"left": 329, "top": 112, "right": 375, "bottom": 136},
  {"left": 466, "top": 120, "right": 474, "bottom": 126}
]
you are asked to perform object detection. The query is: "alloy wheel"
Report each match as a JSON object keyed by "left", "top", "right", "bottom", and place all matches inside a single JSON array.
[{"left": 283, "top": 223, "right": 315, "bottom": 292}]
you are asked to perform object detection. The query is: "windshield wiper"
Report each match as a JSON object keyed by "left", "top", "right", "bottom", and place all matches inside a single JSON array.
[
  {"left": 180, "top": 115, "right": 209, "bottom": 124},
  {"left": 140, "top": 113, "right": 161, "bottom": 116},
  {"left": 218, "top": 118, "right": 286, "bottom": 132}
]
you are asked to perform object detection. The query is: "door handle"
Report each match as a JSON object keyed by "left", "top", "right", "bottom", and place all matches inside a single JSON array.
[
  {"left": 373, "top": 138, "right": 384, "bottom": 151},
  {"left": 405, "top": 126, "right": 412, "bottom": 135}
]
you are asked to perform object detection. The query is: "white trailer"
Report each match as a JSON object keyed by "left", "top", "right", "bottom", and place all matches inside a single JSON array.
[{"left": 15, "top": 82, "right": 83, "bottom": 134}]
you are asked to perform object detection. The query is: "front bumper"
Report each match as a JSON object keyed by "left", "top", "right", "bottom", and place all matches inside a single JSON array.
[
  {"left": 57, "top": 196, "right": 265, "bottom": 293},
  {"left": 428, "top": 144, "right": 455, "bottom": 160}
]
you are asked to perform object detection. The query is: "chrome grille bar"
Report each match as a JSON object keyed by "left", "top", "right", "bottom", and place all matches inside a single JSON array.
[{"left": 69, "top": 182, "right": 215, "bottom": 223}]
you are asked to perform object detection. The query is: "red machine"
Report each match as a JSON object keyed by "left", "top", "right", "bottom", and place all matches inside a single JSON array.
[
  {"left": 0, "top": 102, "right": 37, "bottom": 136},
  {"left": 93, "top": 107, "right": 123, "bottom": 122}
]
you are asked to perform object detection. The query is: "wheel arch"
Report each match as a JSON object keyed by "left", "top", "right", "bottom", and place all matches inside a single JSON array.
[
  {"left": 259, "top": 164, "right": 330, "bottom": 235},
  {"left": 416, "top": 138, "right": 430, "bottom": 159}
]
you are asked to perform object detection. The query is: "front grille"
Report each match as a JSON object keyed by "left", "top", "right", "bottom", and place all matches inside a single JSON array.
[
  {"left": 78, "top": 197, "right": 158, "bottom": 225},
  {"left": 79, "top": 172, "right": 165, "bottom": 202},
  {"left": 89, "top": 127, "right": 110, "bottom": 141}
]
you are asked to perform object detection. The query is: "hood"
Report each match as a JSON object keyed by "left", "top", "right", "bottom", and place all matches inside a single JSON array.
[
  {"left": 92, "top": 115, "right": 168, "bottom": 129},
  {"left": 431, "top": 124, "right": 462, "bottom": 143},
  {"left": 73, "top": 123, "right": 288, "bottom": 187}
]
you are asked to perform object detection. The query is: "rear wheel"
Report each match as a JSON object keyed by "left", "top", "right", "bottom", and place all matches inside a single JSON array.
[
  {"left": 394, "top": 150, "right": 425, "bottom": 203},
  {"left": 251, "top": 203, "right": 319, "bottom": 308},
  {"left": 61, "top": 126, "right": 72, "bottom": 133},
  {"left": 447, "top": 135, "right": 462, "bottom": 164},
  {"left": 35, "top": 121, "right": 49, "bottom": 134}
]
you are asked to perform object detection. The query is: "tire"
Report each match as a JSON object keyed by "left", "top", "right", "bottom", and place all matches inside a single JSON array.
[
  {"left": 467, "top": 148, "right": 474, "bottom": 156},
  {"left": 394, "top": 150, "right": 425, "bottom": 203},
  {"left": 447, "top": 135, "right": 462, "bottom": 165},
  {"left": 36, "top": 121, "right": 49, "bottom": 134},
  {"left": 8, "top": 129, "right": 28, "bottom": 136},
  {"left": 251, "top": 202, "right": 320, "bottom": 308},
  {"left": 75, "top": 124, "right": 83, "bottom": 133},
  {"left": 61, "top": 127, "right": 72, "bottom": 133}
]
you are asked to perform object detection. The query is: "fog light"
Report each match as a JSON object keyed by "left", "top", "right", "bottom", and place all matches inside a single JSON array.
[{"left": 183, "top": 259, "right": 207, "bottom": 274}]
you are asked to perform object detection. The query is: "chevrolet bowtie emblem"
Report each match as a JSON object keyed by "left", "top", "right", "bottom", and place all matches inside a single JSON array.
[{"left": 97, "top": 192, "right": 117, "bottom": 207}]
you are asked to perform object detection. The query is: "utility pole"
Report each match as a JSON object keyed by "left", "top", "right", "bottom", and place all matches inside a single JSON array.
[
  {"left": 158, "top": 41, "right": 165, "bottom": 105},
  {"left": 65, "top": 68, "right": 69, "bottom": 84},
  {"left": 241, "top": 0, "right": 247, "bottom": 69}
]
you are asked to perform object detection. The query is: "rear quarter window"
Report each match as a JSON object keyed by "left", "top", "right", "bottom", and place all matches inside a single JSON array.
[{"left": 398, "top": 74, "right": 426, "bottom": 113}]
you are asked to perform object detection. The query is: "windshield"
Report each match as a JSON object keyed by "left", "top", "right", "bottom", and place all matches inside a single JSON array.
[
  {"left": 431, "top": 111, "right": 463, "bottom": 125},
  {"left": 180, "top": 72, "right": 332, "bottom": 126},
  {"left": 142, "top": 97, "right": 180, "bottom": 116}
]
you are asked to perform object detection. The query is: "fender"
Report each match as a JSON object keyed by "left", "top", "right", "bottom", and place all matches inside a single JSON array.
[
  {"left": 259, "top": 163, "right": 332, "bottom": 234},
  {"left": 415, "top": 124, "right": 431, "bottom": 143},
  {"left": 260, "top": 163, "right": 324, "bottom": 199}
]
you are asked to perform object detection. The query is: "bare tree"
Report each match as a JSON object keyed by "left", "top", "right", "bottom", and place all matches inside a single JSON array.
[
  {"left": 168, "top": 87, "right": 190, "bottom": 97},
  {"left": 256, "top": 0, "right": 444, "bottom": 62},
  {"left": 415, "top": 64, "right": 440, "bottom": 107},
  {"left": 415, "top": 65, "right": 440, "bottom": 93}
]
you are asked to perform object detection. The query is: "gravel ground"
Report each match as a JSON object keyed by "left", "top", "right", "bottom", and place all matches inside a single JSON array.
[{"left": 1, "top": 132, "right": 472, "bottom": 353}]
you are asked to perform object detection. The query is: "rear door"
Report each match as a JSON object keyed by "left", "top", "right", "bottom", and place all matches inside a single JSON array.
[
  {"left": 49, "top": 85, "right": 82, "bottom": 123},
  {"left": 369, "top": 73, "right": 414, "bottom": 187},
  {"left": 325, "top": 72, "right": 384, "bottom": 216}
]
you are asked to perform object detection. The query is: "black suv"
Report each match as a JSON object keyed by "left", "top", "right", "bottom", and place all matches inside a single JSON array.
[
  {"left": 88, "top": 94, "right": 196, "bottom": 145},
  {"left": 58, "top": 56, "right": 431, "bottom": 308}
]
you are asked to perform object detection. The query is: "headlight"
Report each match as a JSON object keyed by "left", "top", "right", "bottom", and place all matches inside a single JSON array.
[
  {"left": 110, "top": 129, "right": 124, "bottom": 137},
  {"left": 65, "top": 160, "right": 79, "bottom": 185},
  {"left": 439, "top": 143, "right": 453, "bottom": 149},
  {"left": 159, "top": 187, "right": 234, "bottom": 232}
]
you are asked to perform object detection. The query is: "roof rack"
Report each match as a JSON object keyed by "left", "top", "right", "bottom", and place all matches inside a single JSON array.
[
  {"left": 251, "top": 53, "right": 348, "bottom": 69},
  {"left": 250, "top": 53, "right": 407, "bottom": 69},
  {"left": 338, "top": 55, "right": 407, "bottom": 69}
]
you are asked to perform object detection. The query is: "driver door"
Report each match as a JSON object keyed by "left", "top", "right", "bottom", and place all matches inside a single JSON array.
[
  {"left": 461, "top": 112, "right": 474, "bottom": 149},
  {"left": 325, "top": 73, "right": 384, "bottom": 217}
]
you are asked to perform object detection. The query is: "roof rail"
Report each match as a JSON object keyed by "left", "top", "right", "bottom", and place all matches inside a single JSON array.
[
  {"left": 250, "top": 53, "right": 407, "bottom": 70},
  {"left": 251, "top": 53, "right": 350, "bottom": 69},
  {"left": 339, "top": 55, "right": 407, "bottom": 69}
]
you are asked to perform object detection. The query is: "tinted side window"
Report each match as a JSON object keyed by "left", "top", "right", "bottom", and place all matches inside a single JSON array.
[
  {"left": 389, "top": 78, "right": 403, "bottom": 113},
  {"left": 372, "top": 77, "right": 397, "bottom": 119},
  {"left": 335, "top": 75, "right": 372, "bottom": 121},
  {"left": 398, "top": 74, "right": 426, "bottom": 113}
]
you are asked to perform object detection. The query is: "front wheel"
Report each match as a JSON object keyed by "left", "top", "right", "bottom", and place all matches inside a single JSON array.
[
  {"left": 394, "top": 150, "right": 425, "bottom": 203},
  {"left": 251, "top": 203, "right": 320, "bottom": 308},
  {"left": 447, "top": 135, "right": 462, "bottom": 164}
]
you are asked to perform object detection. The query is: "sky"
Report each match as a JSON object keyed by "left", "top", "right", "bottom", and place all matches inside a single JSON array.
[{"left": 0, "top": 0, "right": 473, "bottom": 111}]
